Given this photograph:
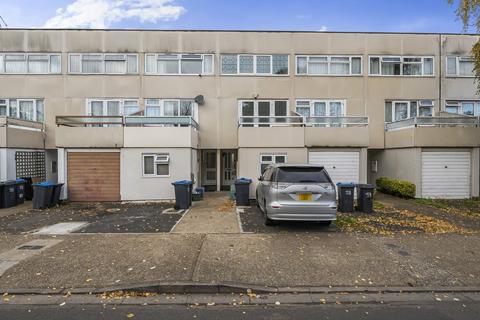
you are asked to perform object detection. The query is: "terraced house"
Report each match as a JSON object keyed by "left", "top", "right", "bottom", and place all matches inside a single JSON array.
[{"left": 0, "top": 29, "right": 479, "bottom": 201}]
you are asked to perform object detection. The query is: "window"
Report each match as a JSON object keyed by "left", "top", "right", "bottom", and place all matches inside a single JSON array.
[
  {"left": 446, "top": 56, "right": 475, "bottom": 77},
  {"left": 276, "top": 166, "right": 331, "bottom": 183},
  {"left": 145, "top": 99, "right": 197, "bottom": 119},
  {"left": 385, "top": 100, "right": 435, "bottom": 122},
  {"left": 445, "top": 101, "right": 479, "bottom": 116},
  {"left": 0, "top": 99, "right": 45, "bottom": 121},
  {"left": 145, "top": 53, "right": 213, "bottom": 75},
  {"left": 260, "top": 154, "right": 286, "bottom": 175},
  {"left": 86, "top": 99, "right": 139, "bottom": 116},
  {"left": 143, "top": 154, "right": 170, "bottom": 176},
  {"left": 221, "top": 54, "right": 288, "bottom": 75},
  {"left": 0, "top": 53, "right": 61, "bottom": 74},
  {"left": 69, "top": 53, "right": 138, "bottom": 74},
  {"left": 369, "top": 56, "right": 434, "bottom": 76},
  {"left": 295, "top": 100, "right": 346, "bottom": 117},
  {"left": 296, "top": 55, "right": 362, "bottom": 75},
  {"left": 238, "top": 100, "right": 289, "bottom": 126}
]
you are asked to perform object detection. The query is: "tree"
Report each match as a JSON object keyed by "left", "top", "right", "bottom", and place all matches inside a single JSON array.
[{"left": 448, "top": 0, "right": 480, "bottom": 91}]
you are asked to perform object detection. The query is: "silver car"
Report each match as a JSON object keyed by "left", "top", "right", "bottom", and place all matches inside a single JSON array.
[{"left": 256, "top": 164, "right": 337, "bottom": 226}]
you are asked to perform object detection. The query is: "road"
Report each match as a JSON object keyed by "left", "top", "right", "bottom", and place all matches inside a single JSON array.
[{"left": 1, "top": 302, "right": 479, "bottom": 320}]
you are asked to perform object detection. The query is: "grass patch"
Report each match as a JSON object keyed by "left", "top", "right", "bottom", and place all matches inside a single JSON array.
[
  {"left": 414, "top": 198, "right": 450, "bottom": 210},
  {"left": 373, "top": 201, "right": 386, "bottom": 211},
  {"left": 335, "top": 214, "right": 358, "bottom": 229}
]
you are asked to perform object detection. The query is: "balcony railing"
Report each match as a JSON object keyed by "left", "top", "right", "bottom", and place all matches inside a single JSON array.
[
  {"left": 0, "top": 116, "right": 44, "bottom": 131},
  {"left": 56, "top": 116, "right": 199, "bottom": 129},
  {"left": 385, "top": 116, "right": 480, "bottom": 131},
  {"left": 238, "top": 116, "right": 369, "bottom": 127},
  {"left": 239, "top": 116, "right": 304, "bottom": 127},
  {"left": 305, "top": 116, "right": 369, "bottom": 127}
]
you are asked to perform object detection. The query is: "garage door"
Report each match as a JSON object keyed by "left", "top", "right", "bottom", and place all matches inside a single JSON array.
[
  {"left": 421, "top": 151, "right": 470, "bottom": 199},
  {"left": 308, "top": 151, "right": 360, "bottom": 185},
  {"left": 67, "top": 152, "right": 120, "bottom": 202}
]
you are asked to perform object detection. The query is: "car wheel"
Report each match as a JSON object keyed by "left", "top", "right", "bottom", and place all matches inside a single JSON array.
[
  {"left": 317, "top": 221, "right": 332, "bottom": 227},
  {"left": 264, "top": 200, "right": 276, "bottom": 226}
]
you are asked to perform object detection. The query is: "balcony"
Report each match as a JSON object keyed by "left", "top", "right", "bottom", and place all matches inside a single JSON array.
[
  {"left": 305, "top": 117, "right": 369, "bottom": 147},
  {"left": 238, "top": 116, "right": 369, "bottom": 148},
  {"left": 385, "top": 116, "right": 480, "bottom": 148},
  {"left": 0, "top": 116, "right": 45, "bottom": 149},
  {"left": 55, "top": 116, "right": 199, "bottom": 149}
]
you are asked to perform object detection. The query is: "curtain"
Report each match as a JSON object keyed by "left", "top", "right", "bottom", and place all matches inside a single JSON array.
[
  {"left": 313, "top": 102, "right": 326, "bottom": 116},
  {"left": 19, "top": 100, "right": 34, "bottom": 121},
  {"left": 107, "top": 101, "right": 120, "bottom": 116},
  {"left": 82, "top": 55, "right": 103, "bottom": 73},
  {"left": 403, "top": 64, "right": 422, "bottom": 76},
  {"left": 164, "top": 101, "right": 179, "bottom": 116},
  {"left": 126, "top": 55, "right": 137, "bottom": 73},
  {"left": 28, "top": 56, "right": 49, "bottom": 74},
  {"left": 297, "top": 57, "right": 307, "bottom": 74},
  {"left": 123, "top": 100, "right": 139, "bottom": 116},
  {"left": 446, "top": 57, "right": 457, "bottom": 75},
  {"left": 394, "top": 103, "right": 408, "bottom": 121},
  {"left": 50, "top": 55, "right": 61, "bottom": 73},
  {"left": 144, "top": 156, "right": 154, "bottom": 175},
  {"left": 146, "top": 106, "right": 161, "bottom": 116},
  {"left": 69, "top": 55, "right": 81, "bottom": 73},
  {"left": 459, "top": 60, "right": 474, "bottom": 76},
  {"left": 330, "top": 57, "right": 349, "bottom": 75},
  {"left": 423, "top": 58, "right": 433, "bottom": 75},
  {"left": 5, "top": 55, "right": 27, "bottom": 73},
  {"left": 36, "top": 99, "right": 44, "bottom": 122},
  {"left": 105, "top": 61, "right": 125, "bottom": 74},
  {"left": 158, "top": 60, "right": 178, "bottom": 74},
  {"left": 145, "top": 54, "right": 156, "bottom": 73},
  {"left": 381, "top": 62, "right": 398, "bottom": 75},
  {"left": 309, "top": 57, "right": 328, "bottom": 74},
  {"left": 329, "top": 102, "right": 342, "bottom": 117},
  {"left": 351, "top": 57, "right": 361, "bottom": 74},
  {"left": 370, "top": 58, "right": 380, "bottom": 74},
  {"left": 9, "top": 100, "right": 17, "bottom": 117},
  {"left": 90, "top": 101, "right": 104, "bottom": 116}
]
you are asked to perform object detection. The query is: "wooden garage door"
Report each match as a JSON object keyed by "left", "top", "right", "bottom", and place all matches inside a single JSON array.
[
  {"left": 68, "top": 152, "right": 120, "bottom": 202},
  {"left": 421, "top": 151, "right": 470, "bottom": 199}
]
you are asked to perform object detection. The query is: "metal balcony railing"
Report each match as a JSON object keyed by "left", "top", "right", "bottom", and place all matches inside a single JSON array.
[
  {"left": 0, "top": 116, "right": 44, "bottom": 131},
  {"left": 305, "top": 116, "right": 369, "bottom": 127},
  {"left": 56, "top": 116, "right": 199, "bottom": 129},
  {"left": 56, "top": 116, "right": 124, "bottom": 127},
  {"left": 238, "top": 116, "right": 369, "bottom": 127},
  {"left": 124, "top": 116, "right": 199, "bottom": 130},
  {"left": 238, "top": 116, "right": 304, "bottom": 127},
  {"left": 385, "top": 116, "right": 480, "bottom": 131}
]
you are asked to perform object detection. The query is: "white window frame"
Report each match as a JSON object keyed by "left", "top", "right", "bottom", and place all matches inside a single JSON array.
[
  {"left": 295, "top": 99, "right": 347, "bottom": 117},
  {"left": 221, "top": 54, "right": 289, "bottom": 76},
  {"left": 144, "top": 99, "right": 198, "bottom": 121},
  {"left": 369, "top": 56, "right": 435, "bottom": 77},
  {"left": 260, "top": 154, "right": 287, "bottom": 175},
  {"left": 0, "top": 98, "right": 45, "bottom": 122},
  {"left": 68, "top": 53, "right": 138, "bottom": 74},
  {"left": 238, "top": 99, "right": 290, "bottom": 127},
  {"left": 142, "top": 153, "right": 170, "bottom": 177},
  {"left": 0, "top": 53, "right": 61, "bottom": 74},
  {"left": 445, "top": 56, "right": 475, "bottom": 77},
  {"left": 85, "top": 98, "right": 139, "bottom": 116},
  {"left": 144, "top": 53, "right": 214, "bottom": 75},
  {"left": 445, "top": 100, "right": 479, "bottom": 116},
  {"left": 386, "top": 100, "right": 435, "bottom": 123},
  {"left": 295, "top": 55, "right": 362, "bottom": 76}
]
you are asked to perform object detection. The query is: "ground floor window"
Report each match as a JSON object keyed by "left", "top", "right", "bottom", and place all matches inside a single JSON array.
[
  {"left": 445, "top": 101, "right": 479, "bottom": 116},
  {"left": 260, "top": 154, "right": 286, "bottom": 175},
  {"left": 143, "top": 154, "right": 170, "bottom": 177},
  {"left": 0, "top": 98, "right": 44, "bottom": 122},
  {"left": 385, "top": 100, "right": 434, "bottom": 122}
]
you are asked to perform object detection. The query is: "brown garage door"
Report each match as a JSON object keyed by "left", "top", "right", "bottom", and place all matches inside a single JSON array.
[{"left": 67, "top": 152, "right": 120, "bottom": 202}]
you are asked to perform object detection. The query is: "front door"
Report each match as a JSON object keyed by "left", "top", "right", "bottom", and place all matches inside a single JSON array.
[
  {"left": 202, "top": 150, "right": 217, "bottom": 191},
  {"left": 221, "top": 150, "right": 237, "bottom": 190}
]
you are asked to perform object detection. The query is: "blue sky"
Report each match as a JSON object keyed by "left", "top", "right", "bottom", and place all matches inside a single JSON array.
[{"left": 0, "top": 0, "right": 474, "bottom": 33}]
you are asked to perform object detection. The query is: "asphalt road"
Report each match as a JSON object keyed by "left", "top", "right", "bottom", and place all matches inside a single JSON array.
[{"left": 1, "top": 302, "right": 479, "bottom": 320}]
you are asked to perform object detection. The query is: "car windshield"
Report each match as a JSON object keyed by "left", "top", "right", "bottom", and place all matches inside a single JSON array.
[{"left": 275, "top": 167, "right": 331, "bottom": 183}]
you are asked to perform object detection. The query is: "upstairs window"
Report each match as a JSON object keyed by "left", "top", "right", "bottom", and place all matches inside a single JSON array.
[
  {"left": 385, "top": 100, "right": 434, "bottom": 122},
  {"left": 221, "top": 54, "right": 289, "bottom": 75},
  {"left": 295, "top": 100, "right": 346, "bottom": 117},
  {"left": 145, "top": 99, "right": 196, "bottom": 119},
  {"left": 145, "top": 53, "right": 213, "bottom": 75},
  {"left": 296, "top": 56, "right": 362, "bottom": 75},
  {"left": 0, "top": 53, "right": 61, "bottom": 74},
  {"left": 0, "top": 99, "right": 45, "bottom": 122},
  {"left": 446, "top": 56, "right": 475, "bottom": 77},
  {"left": 445, "top": 101, "right": 479, "bottom": 116},
  {"left": 69, "top": 53, "right": 138, "bottom": 74},
  {"left": 369, "top": 56, "right": 434, "bottom": 76},
  {"left": 87, "top": 99, "right": 139, "bottom": 116}
]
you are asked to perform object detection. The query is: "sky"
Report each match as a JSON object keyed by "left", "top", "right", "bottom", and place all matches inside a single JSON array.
[{"left": 0, "top": 0, "right": 475, "bottom": 33}]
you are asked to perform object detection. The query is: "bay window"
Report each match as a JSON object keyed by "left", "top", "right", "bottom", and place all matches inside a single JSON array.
[
  {"left": 69, "top": 53, "right": 138, "bottom": 74},
  {"left": 0, "top": 53, "right": 61, "bottom": 74},
  {"left": 296, "top": 55, "right": 362, "bottom": 75},
  {"left": 369, "top": 56, "right": 434, "bottom": 76},
  {"left": 221, "top": 54, "right": 289, "bottom": 75},
  {"left": 145, "top": 99, "right": 196, "bottom": 119},
  {"left": 0, "top": 99, "right": 45, "bottom": 121},
  {"left": 145, "top": 53, "right": 213, "bottom": 75},
  {"left": 385, "top": 100, "right": 435, "bottom": 122},
  {"left": 446, "top": 56, "right": 475, "bottom": 77}
]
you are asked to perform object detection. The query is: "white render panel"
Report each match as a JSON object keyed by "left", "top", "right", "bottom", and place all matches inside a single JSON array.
[
  {"left": 308, "top": 151, "right": 360, "bottom": 185},
  {"left": 421, "top": 151, "right": 471, "bottom": 199}
]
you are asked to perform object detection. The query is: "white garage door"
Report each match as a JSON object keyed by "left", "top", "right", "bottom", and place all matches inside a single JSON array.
[
  {"left": 421, "top": 151, "right": 470, "bottom": 199},
  {"left": 308, "top": 151, "right": 360, "bottom": 185}
]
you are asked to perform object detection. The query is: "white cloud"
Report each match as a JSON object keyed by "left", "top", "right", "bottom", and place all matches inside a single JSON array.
[
  {"left": 318, "top": 26, "right": 328, "bottom": 32},
  {"left": 43, "top": 0, "right": 186, "bottom": 28}
]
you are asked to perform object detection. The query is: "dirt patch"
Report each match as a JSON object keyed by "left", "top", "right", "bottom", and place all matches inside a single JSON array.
[{"left": 217, "top": 200, "right": 235, "bottom": 212}]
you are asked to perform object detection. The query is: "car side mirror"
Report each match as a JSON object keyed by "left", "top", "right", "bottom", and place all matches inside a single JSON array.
[{"left": 258, "top": 176, "right": 264, "bottom": 181}]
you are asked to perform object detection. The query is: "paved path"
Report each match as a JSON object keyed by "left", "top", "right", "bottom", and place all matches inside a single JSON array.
[{"left": 172, "top": 192, "right": 240, "bottom": 234}]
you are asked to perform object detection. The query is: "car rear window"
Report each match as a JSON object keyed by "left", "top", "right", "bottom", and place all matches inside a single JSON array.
[{"left": 275, "top": 167, "right": 332, "bottom": 183}]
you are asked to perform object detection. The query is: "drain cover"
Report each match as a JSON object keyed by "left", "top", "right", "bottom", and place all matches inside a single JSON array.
[{"left": 17, "top": 245, "right": 45, "bottom": 251}]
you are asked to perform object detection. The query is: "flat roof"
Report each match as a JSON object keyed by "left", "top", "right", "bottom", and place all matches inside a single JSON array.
[{"left": 0, "top": 28, "right": 478, "bottom": 36}]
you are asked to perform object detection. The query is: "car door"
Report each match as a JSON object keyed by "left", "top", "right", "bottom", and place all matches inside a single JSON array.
[
  {"left": 258, "top": 167, "right": 272, "bottom": 204},
  {"left": 261, "top": 167, "right": 275, "bottom": 205}
]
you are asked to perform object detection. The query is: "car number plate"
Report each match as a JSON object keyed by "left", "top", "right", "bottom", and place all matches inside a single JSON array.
[{"left": 298, "top": 193, "right": 312, "bottom": 201}]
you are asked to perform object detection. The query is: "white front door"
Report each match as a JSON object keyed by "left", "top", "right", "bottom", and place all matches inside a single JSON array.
[
  {"left": 308, "top": 151, "right": 360, "bottom": 185},
  {"left": 421, "top": 151, "right": 471, "bottom": 199}
]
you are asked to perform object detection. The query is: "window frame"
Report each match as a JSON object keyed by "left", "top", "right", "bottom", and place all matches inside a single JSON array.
[
  {"left": 369, "top": 55, "right": 435, "bottom": 77},
  {"left": 385, "top": 100, "right": 435, "bottom": 123},
  {"left": 295, "top": 55, "right": 363, "bottom": 76},
  {"left": 0, "top": 52, "right": 61, "bottom": 75},
  {"left": 221, "top": 54, "right": 289, "bottom": 76},
  {"left": 0, "top": 98, "right": 45, "bottom": 122},
  {"left": 85, "top": 98, "right": 140, "bottom": 116},
  {"left": 238, "top": 99, "right": 290, "bottom": 127},
  {"left": 68, "top": 53, "right": 138, "bottom": 75},
  {"left": 142, "top": 153, "right": 170, "bottom": 177},
  {"left": 144, "top": 98, "right": 198, "bottom": 121},
  {"left": 445, "top": 56, "right": 475, "bottom": 78},
  {"left": 294, "top": 99, "right": 347, "bottom": 117},
  {"left": 260, "top": 154, "right": 287, "bottom": 176},
  {"left": 445, "top": 100, "right": 479, "bottom": 116},
  {"left": 144, "top": 53, "right": 214, "bottom": 76}
]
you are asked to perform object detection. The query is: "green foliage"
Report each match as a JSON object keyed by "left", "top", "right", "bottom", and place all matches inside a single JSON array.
[{"left": 376, "top": 177, "right": 416, "bottom": 199}]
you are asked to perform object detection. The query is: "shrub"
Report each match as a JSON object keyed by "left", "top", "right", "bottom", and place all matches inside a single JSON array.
[{"left": 376, "top": 177, "right": 416, "bottom": 199}]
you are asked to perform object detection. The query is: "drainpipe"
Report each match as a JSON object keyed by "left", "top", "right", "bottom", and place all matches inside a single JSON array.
[{"left": 439, "top": 34, "right": 442, "bottom": 114}]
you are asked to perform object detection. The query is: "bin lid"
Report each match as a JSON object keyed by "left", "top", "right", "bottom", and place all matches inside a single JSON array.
[
  {"left": 336, "top": 182, "right": 356, "bottom": 187},
  {"left": 32, "top": 181, "right": 55, "bottom": 187},
  {"left": 357, "top": 183, "right": 375, "bottom": 189},
  {"left": 172, "top": 180, "right": 193, "bottom": 185},
  {"left": 235, "top": 178, "right": 252, "bottom": 184}
]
